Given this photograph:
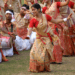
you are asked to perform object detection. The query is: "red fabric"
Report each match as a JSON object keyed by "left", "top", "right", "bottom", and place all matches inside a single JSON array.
[
  {"left": 68, "top": 1, "right": 74, "bottom": 8},
  {"left": 57, "top": 2, "right": 61, "bottom": 13},
  {"left": 0, "top": 7, "right": 1, "bottom": 11},
  {"left": 50, "top": 45, "right": 63, "bottom": 63},
  {"left": 8, "top": 32, "right": 12, "bottom": 35},
  {"left": 63, "top": 30, "right": 73, "bottom": 56},
  {"left": 17, "top": 27, "right": 28, "bottom": 39},
  {"left": 53, "top": 24, "right": 58, "bottom": 35},
  {"left": 42, "top": 7, "right": 47, "bottom": 13},
  {"left": 63, "top": 25, "right": 75, "bottom": 56},
  {"left": 4, "top": 3, "right": 8, "bottom": 7},
  {"left": 57, "top": 2, "right": 61, "bottom": 8},
  {"left": 31, "top": 2, "right": 34, "bottom": 4},
  {"left": 46, "top": 14, "right": 52, "bottom": 21},
  {"left": 29, "top": 14, "right": 52, "bottom": 28},
  {"left": 50, "top": 24, "right": 63, "bottom": 63},
  {"left": 47, "top": 33, "right": 52, "bottom": 42}
]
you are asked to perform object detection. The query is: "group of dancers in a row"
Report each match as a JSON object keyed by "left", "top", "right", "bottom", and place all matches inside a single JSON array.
[{"left": 0, "top": 0, "right": 75, "bottom": 73}]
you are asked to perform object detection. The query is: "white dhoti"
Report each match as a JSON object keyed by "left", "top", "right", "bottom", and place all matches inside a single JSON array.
[
  {"left": 15, "top": 36, "right": 31, "bottom": 51},
  {"left": 2, "top": 47, "right": 13, "bottom": 57}
]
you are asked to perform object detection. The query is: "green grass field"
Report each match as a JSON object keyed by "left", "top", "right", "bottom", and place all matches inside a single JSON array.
[
  {"left": 22, "top": 0, "right": 24, "bottom": 5},
  {"left": 0, "top": 50, "right": 75, "bottom": 75}
]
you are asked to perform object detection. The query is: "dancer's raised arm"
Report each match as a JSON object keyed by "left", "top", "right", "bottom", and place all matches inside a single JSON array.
[
  {"left": 59, "top": 0, "right": 70, "bottom": 7},
  {"left": 50, "top": 13, "right": 72, "bottom": 24}
]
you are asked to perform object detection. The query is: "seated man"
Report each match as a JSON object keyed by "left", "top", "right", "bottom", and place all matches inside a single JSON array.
[{"left": 0, "top": 9, "right": 18, "bottom": 57}]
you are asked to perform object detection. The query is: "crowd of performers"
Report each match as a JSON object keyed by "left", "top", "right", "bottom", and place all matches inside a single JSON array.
[{"left": 0, "top": 0, "right": 75, "bottom": 73}]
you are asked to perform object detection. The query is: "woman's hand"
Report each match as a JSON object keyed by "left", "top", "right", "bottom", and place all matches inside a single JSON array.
[
  {"left": 72, "top": 9, "right": 75, "bottom": 12},
  {"left": 51, "top": 13, "right": 72, "bottom": 24},
  {"left": 63, "top": 26, "right": 68, "bottom": 31},
  {"left": 60, "top": 0, "right": 70, "bottom": 7},
  {"left": 67, "top": 13, "right": 72, "bottom": 20}
]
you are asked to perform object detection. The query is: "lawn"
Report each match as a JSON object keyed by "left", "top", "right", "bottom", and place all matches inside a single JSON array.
[
  {"left": 0, "top": 50, "right": 75, "bottom": 75},
  {"left": 22, "top": 0, "right": 24, "bottom": 5}
]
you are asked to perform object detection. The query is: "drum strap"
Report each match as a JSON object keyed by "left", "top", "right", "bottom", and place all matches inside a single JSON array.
[{"left": 11, "top": 24, "right": 13, "bottom": 32}]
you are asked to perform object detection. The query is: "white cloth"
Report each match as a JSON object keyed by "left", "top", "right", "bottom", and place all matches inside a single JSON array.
[
  {"left": 22, "top": 39, "right": 31, "bottom": 50},
  {"left": 14, "top": 31, "right": 36, "bottom": 51},
  {"left": 14, "top": 36, "right": 31, "bottom": 51},
  {"left": 30, "top": 31, "right": 36, "bottom": 45},
  {"left": 0, "top": 52, "right": 2, "bottom": 63},
  {"left": 2, "top": 47, "right": 13, "bottom": 57},
  {"left": 5, "top": 10, "right": 13, "bottom": 15},
  {"left": 14, "top": 36, "right": 23, "bottom": 51}
]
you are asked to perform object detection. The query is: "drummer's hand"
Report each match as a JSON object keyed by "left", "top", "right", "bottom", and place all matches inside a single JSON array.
[
  {"left": 8, "top": 32, "right": 14, "bottom": 35},
  {"left": 10, "top": 35, "right": 16, "bottom": 40},
  {"left": 8, "top": 32, "right": 16, "bottom": 40},
  {"left": 67, "top": 13, "right": 72, "bottom": 20}
]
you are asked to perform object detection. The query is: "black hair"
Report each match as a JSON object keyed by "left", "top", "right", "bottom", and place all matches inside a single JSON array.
[
  {"left": 32, "top": 3, "right": 41, "bottom": 12},
  {"left": 6, "top": 9, "right": 14, "bottom": 15},
  {"left": 22, "top": 4, "right": 29, "bottom": 10}
]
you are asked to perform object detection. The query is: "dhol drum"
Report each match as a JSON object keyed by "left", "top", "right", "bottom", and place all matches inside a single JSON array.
[{"left": 0, "top": 36, "right": 12, "bottom": 49}]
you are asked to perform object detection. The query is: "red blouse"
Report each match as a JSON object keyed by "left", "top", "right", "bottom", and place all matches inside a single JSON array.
[
  {"left": 42, "top": 2, "right": 61, "bottom": 14},
  {"left": 42, "top": 7, "right": 47, "bottom": 13},
  {"left": 29, "top": 14, "right": 52, "bottom": 28},
  {"left": 68, "top": 1, "right": 74, "bottom": 8}
]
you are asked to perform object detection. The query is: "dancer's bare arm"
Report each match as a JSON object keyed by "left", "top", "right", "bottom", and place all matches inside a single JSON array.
[
  {"left": 26, "top": 28, "right": 33, "bottom": 39},
  {"left": 50, "top": 13, "right": 72, "bottom": 24},
  {"left": 59, "top": 0, "right": 70, "bottom": 7}
]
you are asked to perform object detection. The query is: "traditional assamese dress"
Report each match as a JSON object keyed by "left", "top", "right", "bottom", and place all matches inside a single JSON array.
[
  {"left": 14, "top": 13, "right": 29, "bottom": 39},
  {"left": 14, "top": 13, "right": 32, "bottom": 51},
  {"left": 29, "top": 14, "right": 54, "bottom": 72},
  {"left": 59, "top": 0, "right": 75, "bottom": 55},
  {"left": 42, "top": 2, "right": 64, "bottom": 63}
]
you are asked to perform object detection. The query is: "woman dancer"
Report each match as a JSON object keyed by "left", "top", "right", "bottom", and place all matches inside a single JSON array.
[
  {"left": 59, "top": 0, "right": 75, "bottom": 56},
  {"left": 42, "top": 0, "right": 70, "bottom": 63},
  {"left": 26, "top": 3, "right": 71, "bottom": 72}
]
